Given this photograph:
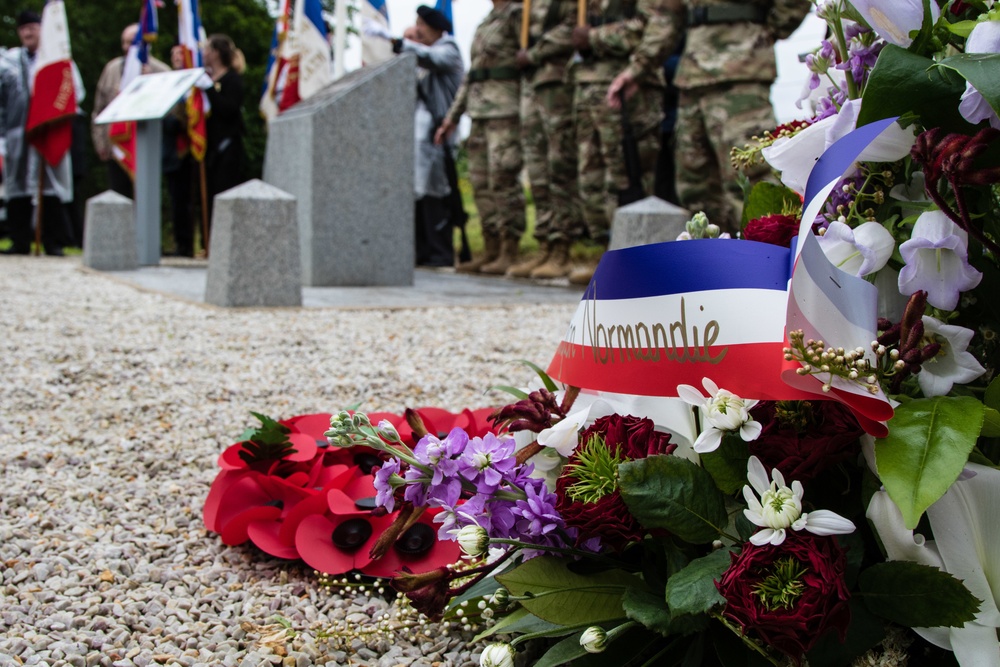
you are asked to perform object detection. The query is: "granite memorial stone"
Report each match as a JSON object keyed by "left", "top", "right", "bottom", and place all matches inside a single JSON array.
[
  {"left": 608, "top": 197, "right": 690, "bottom": 250},
  {"left": 264, "top": 55, "right": 416, "bottom": 287},
  {"left": 83, "top": 190, "right": 137, "bottom": 271},
  {"left": 205, "top": 179, "right": 302, "bottom": 308}
]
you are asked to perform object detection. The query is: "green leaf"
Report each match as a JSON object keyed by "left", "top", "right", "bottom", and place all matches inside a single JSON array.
[
  {"left": 514, "top": 359, "right": 559, "bottom": 392},
  {"left": 487, "top": 385, "right": 529, "bottom": 400},
  {"left": 983, "top": 407, "right": 1000, "bottom": 438},
  {"left": 741, "top": 182, "right": 802, "bottom": 226},
  {"left": 664, "top": 549, "right": 731, "bottom": 618},
  {"left": 858, "top": 44, "right": 971, "bottom": 131},
  {"left": 623, "top": 586, "right": 673, "bottom": 636},
  {"left": 496, "top": 557, "right": 641, "bottom": 626},
  {"left": 875, "top": 396, "right": 984, "bottom": 529},
  {"left": 238, "top": 412, "right": 295, "bottom": 464},
  {"left": 532, "top": 631, "right": 590, "bottom": 667},
  {"left": 619, "top": 456, "right": 728, "bottom": 544},
  {"left": 859, "top": 561, "right": 981, "bottom": 628},
  {"left": 984, "top": 376, "right": 1000, "bottom": 411},
  {"left": 934, "top": 53, "right": 1000, "bottom": 122},
  {"left": 698, "top": 433, "right": 750, "bottom": 495},
  {"left": 471, "top": 606, "right": 530, "bottom": 643},
  {"left": 942, "top": 19, "right": 980, "bottom": 38}
]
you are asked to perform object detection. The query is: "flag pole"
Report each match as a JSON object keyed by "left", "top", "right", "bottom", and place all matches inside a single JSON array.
[
  {"left": 578, "top": 0, "right": 586, "bottom": 26},
  {"left": 334, "top": 0, "right": 346, "bottom": 79},
  {"left": 199, "top": 160, "right": 210, "bottom": 256},
  {"left": 33, "top": 169, "right": 45, "bottom": 256},
  {"left": 520, "top": 0, "right": 531, "bottom": 50}
]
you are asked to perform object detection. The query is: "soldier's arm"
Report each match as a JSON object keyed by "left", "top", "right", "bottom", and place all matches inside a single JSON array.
[
  {"left": 445, "top": 77, "right": 470, "bottom": 126},
  {"left": 524, "top": 0, "right": 576, "bottom": 66},
  {"left": 768, "top": 0, "right": 812, "bottom": 41},
  {"left": 401, "top": 40, "right": 464, "bottom": 74},
  {"left": 619, "top": 0, "right": 684, "bottom": 82},
  {"left": 587, "top": 15, "right": 645, "bottom": 59}
]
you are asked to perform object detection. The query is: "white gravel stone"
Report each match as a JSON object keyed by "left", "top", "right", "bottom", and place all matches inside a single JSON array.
[{"left": 0, "top": 257, "right": 576, "bottom": 666}]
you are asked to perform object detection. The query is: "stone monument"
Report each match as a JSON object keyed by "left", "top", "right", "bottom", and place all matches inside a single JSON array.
[
  {"left": 83, "top": 190, "right": 137, "bottom": 271},
  {"left": 608, "top": 197, "right": 690, "bottom": 250},
  {"left": 205, "top": 180, "right": 302, "bottom": 308},
  {"left": 264, "top": 55, "right": 416, "bottom": 287}
]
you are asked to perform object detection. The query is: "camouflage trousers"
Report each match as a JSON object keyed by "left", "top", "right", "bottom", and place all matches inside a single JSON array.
[
  {"left": 521, "top": 81, "right": 586, "bottom": 243},
  {"left": 575, "top": 81, "right": 661, "bottom": 242},
  {"left": 466, "top": 116, "right": 525, "bottom": 239},
  {"left": 675, "top": 81, "right": 775, "bottom": 235}
]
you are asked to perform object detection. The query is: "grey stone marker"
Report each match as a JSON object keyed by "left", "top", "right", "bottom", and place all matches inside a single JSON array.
[
  {"left": 83, "top": 190, "right": 137, "bottom": 271},
  {"left": 205, "top": 179, "right": 302, "bottom": 308},
  {"left": 264, "top": 54, "right": 416, "bottom": 287},
  {"left": 608, "top": 197, "right": 691, "bottom": 250}
]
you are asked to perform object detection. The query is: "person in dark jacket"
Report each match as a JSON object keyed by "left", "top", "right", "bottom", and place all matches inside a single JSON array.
[{"left": 202, "top": 33, "right": 246, "bottom": 232}]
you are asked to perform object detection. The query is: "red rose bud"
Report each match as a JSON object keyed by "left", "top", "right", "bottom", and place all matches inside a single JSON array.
[
  {"left": 748, "top": 401, "right": 864, "bottom": 483},
  {"left": 556, "top": 414, "right": 675, "bottom": 552},
  {"left": 391, "top": 566, "right": 452, "bottom": 620},
  {"left": 743, "top": 214, "right": 801, "bottom": 248},
  {"left": 716, "top": 533, "right": 851, "bottom": 665}
]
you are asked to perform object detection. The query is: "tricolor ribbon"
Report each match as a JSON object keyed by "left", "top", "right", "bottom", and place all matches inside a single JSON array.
[{"left": 547, "top": 119, "right": 903, "bottom": 437}]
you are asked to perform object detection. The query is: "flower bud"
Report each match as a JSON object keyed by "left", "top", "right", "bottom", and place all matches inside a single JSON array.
[
  {"left": 377, "top": 419, "right": 401, "bottom": 443},
  {"left": 480, "top": 642, "right": 515, "bottom": 667},
  {"left": 489, "top": 588, "right": 510, "bottom": 606},
  {"left": 456, "top": 525, "right": 490, "bottom": 558},
  {"left": 352, "top": 412, "right": 372, "bottom": 428},
  {"left": 579, "top": 626, "right": 608, "bottom": 653},
  {"left": 706, "top": 223, "right": 721, "bottom": 238}
]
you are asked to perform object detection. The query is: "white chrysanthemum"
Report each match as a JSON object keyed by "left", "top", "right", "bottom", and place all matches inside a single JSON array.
[{"left": 743, "top": 456, "right": 855, "bottom": 546}]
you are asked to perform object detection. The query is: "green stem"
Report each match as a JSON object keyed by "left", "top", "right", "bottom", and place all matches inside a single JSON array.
[
  {"left": 487, "top": 538, "right": 623, "bottom": 566},
  {"left": 845, "top": 171, "right": 876, "bottom": 223},
  {"left": 711, "top": 612, "right": 782, "bottom": 667},
  {"left": 830, "top": 6, "right": 859, "bottom": 100}
]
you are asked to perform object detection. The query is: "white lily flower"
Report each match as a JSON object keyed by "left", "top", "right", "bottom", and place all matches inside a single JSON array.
[
  {"left": 849, "top": 0, "right": 940, "bottom": 47},
  {"left": 743, "top": 456, "right": 856, "bottom": 546},
  {"left": 959, "top": 20, "right": 1000, "bottom": 130},
  {"left": 536, "top": 407, "right": 591, "bottom": 458},
  {"left": 898, "top": 210, "right": 983, "bottom": 310},
  {"left": 817, "top": 220, "right": 895, "bottom": 277},
  {"left": 917, "top": 316, "right": 986, "bottom": 397},
  {"left": 867, "top": 469, "right": 1000, "bottom": 667},
  {"left": 762, "top": 99, "right": 915, "bottom": 195},
  {"left": 677, "top": 378, "right": 761, "bottom": 454}
]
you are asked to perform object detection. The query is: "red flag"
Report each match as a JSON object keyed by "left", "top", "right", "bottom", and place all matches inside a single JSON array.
[
  {"left": 26, "top": 1, "right": 76, "bottom": 167},
  {"left": 178, "top": 0, "right": 208, "bottom": 162}
]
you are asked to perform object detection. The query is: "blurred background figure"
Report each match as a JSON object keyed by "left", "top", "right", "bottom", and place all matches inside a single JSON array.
[
  {"left": 436, "top": 0, "right": 524, "bottom": 275},
  {"left": 202, "top": 33, "right": 247, "bottom": 231},
  {"left": 163, "top": 44, "right": 195, "bottom": 257}
]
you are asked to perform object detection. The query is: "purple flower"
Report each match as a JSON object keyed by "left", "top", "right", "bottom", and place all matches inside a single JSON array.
[
  {"left": 898, "top": 210, "right": 983, "bottom": 310},
  {"left": 373, "top": 457, "right": 401, "bottom": 512},
  {"left": 959, "top": 21, "right": 1000, "bottom": 130},
  {"left": 459, "top": 433, "right": 518, "bottom": 494},
  {"left": 514, "top": 478, "right": 565, "bottom": 540}
]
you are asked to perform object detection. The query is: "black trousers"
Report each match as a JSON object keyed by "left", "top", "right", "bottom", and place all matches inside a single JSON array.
[
  {"left": 415, "top": 195, "right": 454, "bottom": 267},
  {"left": 166, "top": 156, "right": 195, "bottom": 256},
  {"left": 106, "top": 160, "right": 134, "bottom": 199},
  {"left": 6, "top": 196, "right": 72, "bottom": 254}
]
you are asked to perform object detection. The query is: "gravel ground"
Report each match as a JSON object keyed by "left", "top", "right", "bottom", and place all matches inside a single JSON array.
[{"left": 0, "top": 257, "right": 577, "bottom": 667}]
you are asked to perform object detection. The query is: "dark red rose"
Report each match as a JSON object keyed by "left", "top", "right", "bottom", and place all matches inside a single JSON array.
[
  {"left": 743, "top": 214, "right": 802, "bottom": 248},
  {"left": 716, "top": 533, "right": 851, "bottom": 664},
  {"left": 556, "top": 414, "right": 675, "bottom": 552},
  {"left": 748, "top": 400, "right": 863, "bottom": 483}
]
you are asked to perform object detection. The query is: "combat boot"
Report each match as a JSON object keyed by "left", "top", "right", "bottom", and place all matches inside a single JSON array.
[
  {"left": 456, "top": 233, "right": 500, "bottom": 273},
  {"left": 506, "top": 243, "right": 550, "bottom": 278},
  {"left": 480, "top": 236, "right": 521, "bottom": 275},
  {"left": 529, "top": 240, "right": 572, "bottom": 279},
  {"left": 568, "top": 264, "right": 597, "bottom": 285}
]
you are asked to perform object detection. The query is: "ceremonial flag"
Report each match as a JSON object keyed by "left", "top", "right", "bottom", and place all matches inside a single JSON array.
[
  {"left": 109, "top": 0, "right": 160, "bottom": 177},
  {"left": 361, "top": 0, "right": 393, "bottom": 66},
  {"left": 291, "top": 0, "right": 332, "bottom": 100},
  {"left": 26, "top": 0, "right": 76, "bottom": 167},
  {"left": 177, "top": 0, "right": 207, "bottom": 161},
  {"left": 547, "top": 121, "right": 903, "bottom": 437},
  {"left": 260, "top": 0, "right": 293, "bottom": 120},
  {"left": 434, "top": 0, "right": 453, "bottom": 32}
]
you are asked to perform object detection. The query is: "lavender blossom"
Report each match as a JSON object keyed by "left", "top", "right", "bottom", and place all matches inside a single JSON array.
[
  {"left": 373, "top": 457, "right": 401, "bottom": 512},
  {"left": 460, "top": 433, "right": 518, "bottom": 494}
]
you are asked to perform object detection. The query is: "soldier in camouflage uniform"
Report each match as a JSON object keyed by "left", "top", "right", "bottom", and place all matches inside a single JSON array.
[
  {"left": 611, "top": 0, "right": 810, "bottom": 235},
  {"left": 568, "top": 0, "right": 680, "bottom": 284},
  {"left": 506, "top": 0, "right": 585, "bottom": 280},
  {"left": 437, "top": 0, "right": 525, "bottom": 275}
]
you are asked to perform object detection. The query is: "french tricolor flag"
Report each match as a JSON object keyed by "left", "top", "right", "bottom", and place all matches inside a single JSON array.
[
  {"left": 291, "top": 0, "right": 331, "bottom": 100},
  {"left": 548, "top": 120, "right": 903, "bottom": 437},
  {"left": 26, "top": 0, "right": 76, "bottom": 168},
  {"left": 110, "top": 0, "right": 160, "bottom": 177}
]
